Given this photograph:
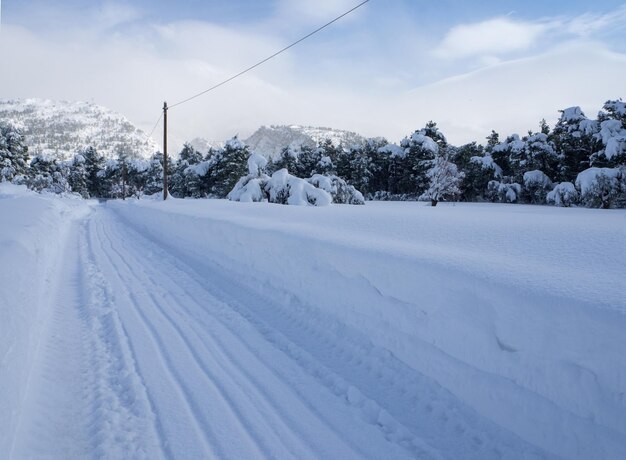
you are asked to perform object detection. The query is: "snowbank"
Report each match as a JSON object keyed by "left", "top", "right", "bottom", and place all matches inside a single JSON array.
[
  {"left": 0, "top": 184, "right": 90, "bottom": 452},
  {"left": 109, "top": 199, "right": 626, "bottom": 460}
]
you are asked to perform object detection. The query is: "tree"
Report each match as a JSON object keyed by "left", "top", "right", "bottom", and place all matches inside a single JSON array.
[
  {"left": 397, "top": 126, "right": 441, "bottom": 196},
  {"left": 422, "top": 154, "right": 463, "bottom": 206},
  {"left": 551, "top": 106, "right": 601, "bottom": 182},
  {"left": 82, "top": 146, "right": 106, "bottom": 197},
  {"left": 68, "top": 154, "right": 89, "bottom": 197},
  {"left": 205, "top": 136, "right": 249, "bottom": 197},
  {"left": 0, "top": 124, "right": 30, "bottom": 182},
  {"left": 28, "top": 154, "right": 70, "bottom": 193},
  {"left": 144, "top": 152, "right": 166, "bottom": 196}
]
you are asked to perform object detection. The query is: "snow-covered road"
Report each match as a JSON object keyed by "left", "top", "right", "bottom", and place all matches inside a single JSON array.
[{"left": 2, "top": 187, "right": 625, "bottom": 459}]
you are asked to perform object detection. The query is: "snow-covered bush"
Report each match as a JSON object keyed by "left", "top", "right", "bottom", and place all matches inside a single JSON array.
[
  {"left": 227, "top": 153, "right": 271, "bottom": 202},
  {"left": 576, "top": 167, "right": 622, "bottom": 209},
  {"left": 522, "top": 170, "right": 552, "bottom": 204},
  {"left": 546, "top": 182, "right": 578, "bottom": 207},
  {"left": 265, "top": 169, "right": 331, "bottom": 206},
  {"left": 487, "top": 180, "right": 522, "bottom": 203},
  {"left": 227, "top": 175, "right": 269, "bottom": 202},
  {"left": 307, "top": 174, "right": 364, "bottom": 205}
]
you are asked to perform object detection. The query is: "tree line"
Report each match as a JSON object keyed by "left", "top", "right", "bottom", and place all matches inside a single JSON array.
[{"left": 1, "top": 99, "right": 624, "bottom": 208}]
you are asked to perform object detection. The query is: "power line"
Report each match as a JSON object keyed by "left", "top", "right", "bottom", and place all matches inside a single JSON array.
[
  {"left": 168, "top": 0, "right": 370, "bottom": 109},
  {"left": 147, "top": 112, "right": 163, "bottom": 138}
]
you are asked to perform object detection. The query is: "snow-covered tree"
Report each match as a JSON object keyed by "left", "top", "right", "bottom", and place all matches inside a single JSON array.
[
  {"left": 576, "top": 167, "right": 622, "bottom": 209},
  {"left": 462, "top": 154, "right": 501, "bottom": 202},
  {"left": 82, "top": 146, "right": 106, "bottom": 197},
  {"left": 171, "top": 143, "right": 204, "bottom": 197},
  {"left": 487, "top": 180, "right": 522, "bottom": 203},
  {"left": 0, "top": 124, "right": 30, "bottom": 182},
  {"left": 202, "top": 136, "right": 249, "bottom": 198},
  {"left": 522, "top": 170, "right": 553, "bottom": 204},
  {"left": 68, "top": 154, "right": 89, "bottom": 197},
  {"left": 546, "top": 182, "right": 578, "bottom": 207},
  {"left": 144, "top": 152, "right": 167, "bottom": 196},
  {"left": 28, "top": 154, "right": 70, "bottom": 193},
  {"left": 307, "top": 174, "right": 365, "bottom": 205},
  {"left": 393, "top": 125, "right": 441, "bottom": 196},
  {"left": 552, "top": 106, "right": 601, "bottom": 182},
  {"left": 421, "top": 154, "right": 463, "bottom": 206}
]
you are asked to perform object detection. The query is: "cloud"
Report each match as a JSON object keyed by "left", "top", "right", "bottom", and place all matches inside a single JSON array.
[
  {"left": 405, "top": 42, "right": 626, "bottom": 144},
  {"left": 564, "top": 5, "right": 626, "bottom": 37},
  {"left": 434, "top": 17, "right": 548, "bottom": 59}
]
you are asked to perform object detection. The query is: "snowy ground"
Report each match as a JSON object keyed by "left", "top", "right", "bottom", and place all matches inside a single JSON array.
[{"left": 1, "top": 184, "right": 625, "bottom": 459}]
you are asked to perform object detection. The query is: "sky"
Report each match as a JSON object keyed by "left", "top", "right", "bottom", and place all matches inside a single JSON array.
[{"left": 1, "top": 0, "right": 625, "bottom": 150}]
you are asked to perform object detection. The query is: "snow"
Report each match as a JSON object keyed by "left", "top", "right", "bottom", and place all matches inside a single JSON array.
[
  {"left": 560, "top": 106, "right": 585, "bottom": 122},
  {"left": 245, "top": 125, "right": 366, "bottom": 160},
  {"left": 247, "top": 153, "right": 268, "bottom": 176},
  {"left": 227, "top": 176, "right": 267, "bottom": 202},
  {"left": 265, "top": 168, "right": 332, "bottom": 206},
  {"left": 523, "top": 170, "right": 552, "bottom": 187},
  {"left": 377, "top": 143, "right": 405, "bottom": 157},
  {"left": 1, "top": 191, "right": 626, "bottom": 459},
  {"left": 224, "top": 135, "right": 246, "bottom": 150},
  {"left": 0, "top": 184, "right": 91, "bottom": 456},
  {"left": 0, "top": 98, "right": 158, "bottom": 160},
  {"left": 546, "top": 182, "right": 578, "bottom": 207},
  {"left": 470, "top": 154, "right": 502, "bottom": 177},
  {"left": 410, "top": 133, "right": 439, "bottom": 154},
  {"left": 598, "top": 120, "right": 626, "bottom": 160},
  {"left": 493, "top": 134, "right": 525, "bottom": 153},
  {"left": 575, "top": 167, "right": 621, "bottom": 195}
]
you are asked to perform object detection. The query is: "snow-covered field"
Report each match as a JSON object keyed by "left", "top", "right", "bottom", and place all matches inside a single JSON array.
[{"left": 1, "top": 184, "right": 625, "bottom": 459}]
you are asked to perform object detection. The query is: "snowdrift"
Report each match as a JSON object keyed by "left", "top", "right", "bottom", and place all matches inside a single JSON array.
[
  {"left": 0, "top": 184, "right": 90, "bottom": 452},
  {"left": 108, "top": 199, "right": 626, "bottom": 459}
]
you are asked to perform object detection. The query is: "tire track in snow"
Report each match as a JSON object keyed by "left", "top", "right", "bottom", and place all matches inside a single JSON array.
[
  {"left": 96, "top": 209, "right": 370, "bottom": 460},
  {"left": 79, "top": 217, "right": 168, "bottom": 459},
  {"left": 87, "top": 216, "right": 225, "bottom": 458},
  {"left": 92, "top": 213, "right": 282, "bottom": 459}
]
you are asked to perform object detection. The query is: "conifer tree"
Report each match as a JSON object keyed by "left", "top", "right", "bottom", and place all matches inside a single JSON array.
[{"left": 0, "top": 124, "right": 30, "bottom": 182}]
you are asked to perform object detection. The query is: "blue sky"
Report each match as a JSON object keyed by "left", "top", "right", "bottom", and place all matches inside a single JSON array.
[{"left": 1, "top": 0, "right": 625, "bottom": 148}]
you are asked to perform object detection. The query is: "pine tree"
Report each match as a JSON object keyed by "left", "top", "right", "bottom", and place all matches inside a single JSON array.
[
  {"left": 82, "top": 146, "right": 106, "bottom": 197},
  {"left": 0, "top": 124, "right": 30, "bottom": 182},
  {"left": 399, "top": 125, "right": 441, "bottom": 196},
  {"left": 272, "top": 146, "right": 300, "bottom": 175},
  {"left": 68, "top": 154, "right": 89, "bottom": 198},
  {"left": 144, "top": 153, "right": 166, "bottom": 196},
  {"left": 28, "top": 155, "right": 70, "bottom": 193},
  {"left": 206, "top": 136, "right": 249, "bottom": 197},
  {"left": 551, "top": 107, "right": 601, "bottom": 182}
]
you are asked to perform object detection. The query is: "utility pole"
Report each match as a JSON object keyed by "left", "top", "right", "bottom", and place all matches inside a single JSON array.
[{"left": 163, "top": 101, "right": 168, "bottom": 200}]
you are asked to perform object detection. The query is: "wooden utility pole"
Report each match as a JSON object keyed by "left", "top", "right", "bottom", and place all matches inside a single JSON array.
[{"left": 163, "top": 101, "right": 168, "bottom": 200}]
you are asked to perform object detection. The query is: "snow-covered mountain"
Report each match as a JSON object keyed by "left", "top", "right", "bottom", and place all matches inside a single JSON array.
[
  {"left": 187, "top": 137, "right": 224, "bottom": 154},
  {"left": 244, "top": 125, "right": 367, "bottom": 159},
  {"left": 0, "top": 99, "right": 159, "bottom": 160}
]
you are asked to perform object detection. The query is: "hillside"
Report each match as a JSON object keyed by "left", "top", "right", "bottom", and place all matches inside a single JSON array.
[{"left": 0, "top": 99, "right": 159, "bottom": 160}]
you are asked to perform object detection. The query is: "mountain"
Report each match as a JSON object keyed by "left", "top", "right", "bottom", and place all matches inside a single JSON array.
[
  {"left": 244, "top": 125, "right": 368, "bottom": 159},
  {"left": 0, "top": 99, "right": 159, "bottom": 160}
]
